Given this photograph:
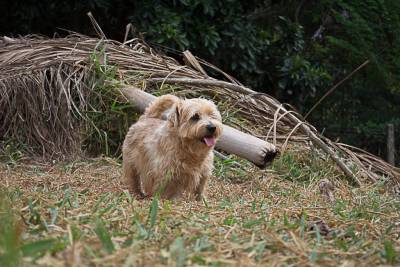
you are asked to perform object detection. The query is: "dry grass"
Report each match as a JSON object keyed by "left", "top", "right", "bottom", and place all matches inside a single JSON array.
[
  {"left": 1, "top": 154, "right": 399, "bottom": 266},
  {"left": 1, "top": 33, "right": 399, "bottom": 187}
]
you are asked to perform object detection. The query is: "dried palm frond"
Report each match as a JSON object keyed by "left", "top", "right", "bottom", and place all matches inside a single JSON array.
[{"left": 0, "top": 34, "right": 398, "bottom": 185}]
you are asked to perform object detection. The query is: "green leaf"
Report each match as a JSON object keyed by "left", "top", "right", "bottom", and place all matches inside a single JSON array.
[
  {"left": 255, "top": 241, "right": 266, "bottom": 261},
  {"left": 0, "top": 192, "right": 21, "bottom": 267},
  {"left": 223, "top": 216, "right": 236, "bottom": 226},
  {"left": 202, "top": 197, "right": 209, "bottom": 208},
  {"left": 94, "top": 217, "right": 115, "bottom": 254},
  {"left": 382, "top": 240, "right": 397, "bottom": 264},
  {"left": 70, "top": 224, "right": 81, "bottom": 243},
  {"left": 243, "top": 218, "right": 263, "bottom": 229},
  {"left": 169, "top": 237, "right": 186, "bottom": 267},
  {"left": 300, "top": 212, "right": 307, "bottom": 239},
  {"left": 149, "top": 196, "right": 159, "bottom": 230},
  {"left": 21, "top": 239, "right": 56, "bottom": 257},
  {"left": 309, "top": 249, "right": 318, "bottom": 262},
  {"left": 193, "top": 236, "right": 213, "bottom": 252},
  {"left": 49, "top": 207, "right": 58, "bottom": 225},
  {"left": 314, "top": 223, "right": 322, "bottom": 245},
  {"left": 191, "top": 255, "right": 207, "bottom": 265},
  {"left": 133, "top": 219, "right": 149, "bottom": 239}
]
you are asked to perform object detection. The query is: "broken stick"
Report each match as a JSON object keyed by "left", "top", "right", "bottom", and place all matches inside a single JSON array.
[{"left": 119, "top": 87, "right": 277, "bottom": 168}]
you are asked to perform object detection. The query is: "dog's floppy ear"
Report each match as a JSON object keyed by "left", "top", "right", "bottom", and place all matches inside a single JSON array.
[{"left": 168, "top": 100, "right": 182, "bottom": 127}]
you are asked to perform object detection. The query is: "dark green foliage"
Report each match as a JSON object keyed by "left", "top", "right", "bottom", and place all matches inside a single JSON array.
[
  {"left": 303, "top": 0, "right": 400, "bottom": 160},
  {"left": 1, "top": 0, "right": 399, "bottom": 162}
]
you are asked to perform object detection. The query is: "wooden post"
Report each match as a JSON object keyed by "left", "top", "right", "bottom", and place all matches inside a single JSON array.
[
  {"left": 119, "top": 87, "right": 278, "bottom": 168},
  {"left": 387, "top": 124, "right": 395, "bottom": 166}
]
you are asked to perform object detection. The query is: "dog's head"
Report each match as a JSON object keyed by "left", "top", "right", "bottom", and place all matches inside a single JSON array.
[{"left": 167, "top": 98, "right": 223, "bottom": 148}]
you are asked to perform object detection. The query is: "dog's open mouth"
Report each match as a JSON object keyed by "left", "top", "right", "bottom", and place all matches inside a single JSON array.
[{"left": 202, "top": 136, "right": 217, "bottom": 147}]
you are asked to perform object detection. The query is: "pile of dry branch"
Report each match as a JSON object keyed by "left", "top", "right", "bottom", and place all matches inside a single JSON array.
[{"left": 0, "top": 32, "right": 399, "bottom": 186}]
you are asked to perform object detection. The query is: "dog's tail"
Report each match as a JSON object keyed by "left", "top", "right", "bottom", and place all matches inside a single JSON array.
[{"left": 143, "top": 94, "right": 179, "bottom": 119}]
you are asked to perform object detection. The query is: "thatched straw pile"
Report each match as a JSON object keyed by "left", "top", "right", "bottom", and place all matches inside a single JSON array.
[{"left": 0, "top": 33, "right": 399, "bottom": 187}]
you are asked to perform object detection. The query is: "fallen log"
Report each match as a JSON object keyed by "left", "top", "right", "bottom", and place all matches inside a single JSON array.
[
  {"left": 119, "top": 87, "right": 277, "bottom": 168},
  {"left": 146, "top": 78, "right": 359, "bottom": 183}
]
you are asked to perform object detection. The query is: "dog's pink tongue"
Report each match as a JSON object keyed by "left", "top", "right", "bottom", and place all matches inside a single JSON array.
[{"left": 203, "top": 136, "right": 216, "bottom": 147}]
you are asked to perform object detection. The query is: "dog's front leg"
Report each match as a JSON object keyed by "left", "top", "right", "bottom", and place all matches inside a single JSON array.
[
  {"left": 122, "top": 162, "right": 145, "bottom": 198},
  {"left": 195, "top": 174, "right": 209, "bottom": 201}
]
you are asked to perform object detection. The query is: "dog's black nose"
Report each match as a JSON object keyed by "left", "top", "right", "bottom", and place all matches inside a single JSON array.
[{"left": 206, "top": 124, "right": 216, "bottom": 133}]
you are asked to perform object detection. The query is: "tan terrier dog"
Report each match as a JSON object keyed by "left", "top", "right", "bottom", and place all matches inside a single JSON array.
[{"left": 122, "top": 94, "right": 223, "bottom": 200}]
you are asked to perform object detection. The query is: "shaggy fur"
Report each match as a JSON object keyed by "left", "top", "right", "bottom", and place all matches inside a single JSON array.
[{"left": 122, "top": 95, "right": 223, "bottom": 200}]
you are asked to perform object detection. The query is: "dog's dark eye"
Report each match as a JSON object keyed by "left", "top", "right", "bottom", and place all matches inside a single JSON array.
[{"left": 191, "top": 113, "right": 200, "bottom": 121}]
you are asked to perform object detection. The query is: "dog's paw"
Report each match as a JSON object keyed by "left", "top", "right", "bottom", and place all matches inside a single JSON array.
[
  {"left": 195, "top": 194, "right": 206, "bottom": 202},
  {"left": 129, "top": 190, "right": 148, "bottom": 200}
]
